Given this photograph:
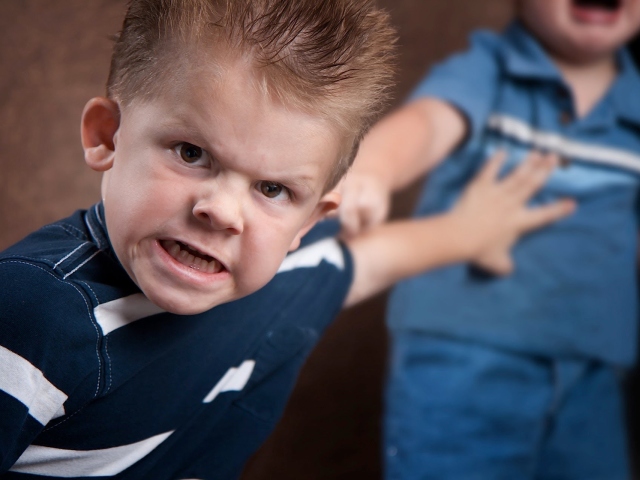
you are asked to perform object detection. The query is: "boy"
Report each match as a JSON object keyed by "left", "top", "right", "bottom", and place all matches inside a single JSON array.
[
  {"left": 0, "top": 0, "right": 573, "bottom": 478},
  {"left": 339, "top": 0, "right": 640, "bottom": 478}
]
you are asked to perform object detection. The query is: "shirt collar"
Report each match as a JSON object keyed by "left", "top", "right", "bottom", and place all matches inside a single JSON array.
[
  {"left": 501, "top": 21, "right": 640, "bottom": 128},
  {"left": 610, "top": 48, "right": 640, "bottom": 126},
  {"left": 84, "top": 202, "right": 142, "bottom": 294},
  {"left": 85, "top": 202, "right": 114, "bottom": 255},
  {"left": 500, "top": 21, "right": 563, "bottom": 82}
]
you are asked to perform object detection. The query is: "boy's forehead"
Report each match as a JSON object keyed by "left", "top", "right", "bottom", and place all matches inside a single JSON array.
[
  {"left": 145, "top": 47, "right": 307, "bottom": 118},
  {"left": 191, "top": 52, "right": 353, "bottom": 145},
  {"left": 120, "top": 43, "right": 355, "bottom": 191},
  {"left": 123, "top": 55, "right": 349, "bottom": 178}
]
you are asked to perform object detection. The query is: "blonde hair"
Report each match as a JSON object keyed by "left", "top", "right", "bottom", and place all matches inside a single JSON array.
[{"left": 107, "top": 0, "right": 397, "bottom": 188}]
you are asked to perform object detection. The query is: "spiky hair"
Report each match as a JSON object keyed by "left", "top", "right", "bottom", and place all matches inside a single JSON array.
[{"left": 107, "top": 0, "right": 397, "bottom": 188}]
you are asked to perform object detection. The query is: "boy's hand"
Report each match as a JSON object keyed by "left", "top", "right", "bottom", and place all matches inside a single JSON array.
[
  {"left": 338, "top": 172, "right": 392, "bottom": 238},
  {"left": 450, "top": 150, "right": 576, "bottom": 276}
]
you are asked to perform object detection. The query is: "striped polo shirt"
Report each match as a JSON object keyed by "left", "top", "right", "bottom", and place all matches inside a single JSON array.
[
  {"left": 0, "top": 204, "right": 352, "bottom": 478},
  {"left": 388, "top": 21, "right": 640, "bottom": 365}
]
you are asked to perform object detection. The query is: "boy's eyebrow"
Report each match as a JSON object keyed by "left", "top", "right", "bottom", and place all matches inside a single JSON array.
[
  {"left": 277, "top": 174, "right": 316, "bottom": 192},
  {"left": 154, "top": 116, "right": 326, "bottom": 193},
  {"left": 250, "top": 163, "right": 318, "bottom": 193},
  {"left": 155, "top": 116, "right": 204, "bottom": 138}
]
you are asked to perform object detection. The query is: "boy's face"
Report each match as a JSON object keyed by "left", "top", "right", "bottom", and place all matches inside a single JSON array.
[
  {"left": 83, "top": 59, "right": 342, "bottom": 315},
  {"left": 519, "top": 0, "right": 640, "bottom": 63}
]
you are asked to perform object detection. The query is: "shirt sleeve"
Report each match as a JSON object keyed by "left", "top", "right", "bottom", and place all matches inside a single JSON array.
[
  {"left": 409, "top": 30, "right": 502, "bottom": 143},
  {"left": 274, "top": 219, "right": 353, "bottom": 333},
  {"left": 0, "top": 260, "right": 99, "bottom": 472}
]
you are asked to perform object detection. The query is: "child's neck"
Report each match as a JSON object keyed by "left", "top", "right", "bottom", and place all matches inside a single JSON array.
[{"left": 551, "top": 53, "right": 618, "bottom": 119}]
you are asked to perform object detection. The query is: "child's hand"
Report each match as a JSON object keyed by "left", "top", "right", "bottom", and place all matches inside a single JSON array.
[
  {"left": 450, "top": 150, "right": 576, "bottom": 276},
  {"left": 338, "top": 171, "right": 392, "bottom": 238}
]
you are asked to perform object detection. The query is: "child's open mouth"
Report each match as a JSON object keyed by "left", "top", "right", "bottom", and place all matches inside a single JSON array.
[
  {"left": 160, "top": 239, "right": 224, "bottom": 274},
  {"left": 574, "top": 0, "right": 621, "bottom": 10},
  {"left": 571, "top": 0, "right": 623, "bottom": 23}
]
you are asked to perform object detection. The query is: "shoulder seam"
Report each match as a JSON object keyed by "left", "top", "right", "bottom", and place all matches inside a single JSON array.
[
  {"left": 1, "top": 260, "right": 105, "bottom": 403},
  {"left": 41, "top": 223, "right": 89, "bottom": 241}
]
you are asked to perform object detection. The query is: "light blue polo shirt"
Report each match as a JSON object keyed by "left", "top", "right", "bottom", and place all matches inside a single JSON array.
[{"left": 387, "top": 22, "right": 640, "bottom": 366}]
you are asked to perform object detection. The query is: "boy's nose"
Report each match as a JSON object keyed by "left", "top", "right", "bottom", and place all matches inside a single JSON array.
[{"left": 192, "top": 188, "right": 244, "bottom": 235}]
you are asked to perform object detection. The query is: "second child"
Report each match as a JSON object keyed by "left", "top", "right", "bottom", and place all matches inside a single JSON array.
[{"left": 340, "top": 0, "right": 640, "bottom": 478}]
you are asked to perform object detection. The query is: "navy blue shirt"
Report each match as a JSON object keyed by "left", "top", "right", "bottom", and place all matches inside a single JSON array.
[
  {"left": 0, "top": 204, "right": 352, "bottom": 479},
  {"left": 388, "top": 22, "right": 640, "bottom": 366}
]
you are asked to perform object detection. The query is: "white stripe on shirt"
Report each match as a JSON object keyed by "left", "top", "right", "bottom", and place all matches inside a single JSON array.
[
  {"left": 277, "top": 238, "right": 344, "bottom": 274},
  {"left": 203, "top": 360, "right": 255, "bottom": 403},
  {"left": 10, "top": 431, "right": 174, "bottom": 477},
  {"left": 0, "top": 346, "right": 67, "bottom": 425},
  {"left": 96, "top": 240, "right": 343, "bottom": 335},
  {"left": 94, "top": 294, "right": 165, "bottom": 335},
  {"left": 487, "top": 113, "right": 640, "bottom": 174}
]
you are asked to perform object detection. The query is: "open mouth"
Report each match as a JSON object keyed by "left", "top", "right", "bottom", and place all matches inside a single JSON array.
[
  {"left": 160, "top": 239, "right": 224, "bottom": 274},
  {"left": 573, "top": 0, "right": 621, "bottom": 10},
  {"left": 571, "top": 0, "right": 623, "bottom": 23}
]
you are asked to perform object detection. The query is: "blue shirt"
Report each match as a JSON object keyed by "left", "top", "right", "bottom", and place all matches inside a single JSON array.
[
  {"left": 0, "top": 204, "right": 352, "bottom": 479},
  {"left": 388, "top": 22, "right": 640, "bottom": 366}
]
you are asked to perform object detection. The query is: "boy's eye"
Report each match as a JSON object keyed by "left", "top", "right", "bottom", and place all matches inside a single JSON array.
[
  {"left": 258, "top": 181, "right": 290, "bottom": 200},
  {"left": 177, "top": 143, "right": 204, "bottom": 164}
]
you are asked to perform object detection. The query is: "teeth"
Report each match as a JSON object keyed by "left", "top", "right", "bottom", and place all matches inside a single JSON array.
[
  {"left": 205, "top": 261, "right": 217, "bottom": 274},
  {"left": 165, "top": 241, "right": 180, "bottom": 258},
  {"left": 160, "top": 240, "right": 223, "bottom": 273}
]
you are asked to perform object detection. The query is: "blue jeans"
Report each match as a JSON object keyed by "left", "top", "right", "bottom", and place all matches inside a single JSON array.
[{"left": 384, "top": 332, "right": 630, "bottom": 480}]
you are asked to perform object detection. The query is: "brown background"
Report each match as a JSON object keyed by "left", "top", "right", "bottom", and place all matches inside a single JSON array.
[{"left": 2, "top": 1, "right": 638, "bottom": 479}]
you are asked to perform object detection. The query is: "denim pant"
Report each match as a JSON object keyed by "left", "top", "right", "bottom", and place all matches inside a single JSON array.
[{"left": 384, "top": 332, "right": 630, "bottom": 480}]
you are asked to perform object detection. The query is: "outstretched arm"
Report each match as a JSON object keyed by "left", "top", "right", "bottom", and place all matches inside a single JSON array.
[
  {"left": 340, "top": 98, "right": 467, "bottom": 237},
  {"left": 342, "top": 151, "right": 575, "bottom": 307}
]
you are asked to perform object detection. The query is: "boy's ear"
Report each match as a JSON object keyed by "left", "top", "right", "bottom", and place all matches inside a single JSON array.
[
  {"left": 81, "top": 97, "right": 121, "bottom": 172},
  {"left": 288, "top": 189, "right": 342, "bottom": 252}
]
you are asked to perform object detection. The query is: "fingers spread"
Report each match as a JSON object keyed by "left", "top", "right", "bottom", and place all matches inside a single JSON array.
[
  {"left": 512, "top": 153, "right": 558, "bottom": 201},
  {"left": 477, "top": 149, "right": 507, "bottom": 184},
  {"left": 520, "top": 198, "right": 576, "bottom": 232}
]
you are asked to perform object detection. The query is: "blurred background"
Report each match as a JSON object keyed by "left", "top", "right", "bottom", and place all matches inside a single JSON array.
[{"left": 1, "top": 1, "right": 639, "bottom": 479}]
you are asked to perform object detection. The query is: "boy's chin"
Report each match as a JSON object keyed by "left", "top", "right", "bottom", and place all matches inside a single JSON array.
[
  {"left": 163, "top": 303, "right": 219, "bottom": 316},
  {"left": 567, "top": 38, "right": 620, "bottom": 62},
  {"left": 144, "top": 291, "right": 230, "bottom": 316}
]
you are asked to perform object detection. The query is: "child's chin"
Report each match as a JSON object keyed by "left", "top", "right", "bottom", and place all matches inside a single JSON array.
[
  {"left": 167, "top": 304, "right": 214, "bottom": 316},
  {"left": 146, "top": 292, "right": 222, "bottom": 316}
]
